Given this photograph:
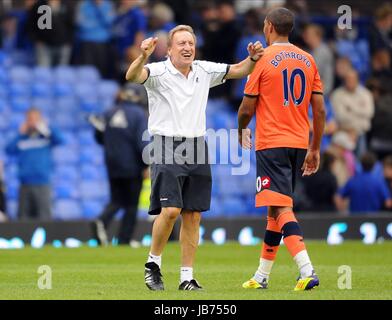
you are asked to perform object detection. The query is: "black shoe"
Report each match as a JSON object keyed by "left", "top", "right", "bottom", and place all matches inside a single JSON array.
[
  {"left": 145, "top": 262, "right": 164, "bottom": 291},
  {"left": 178, "top": 279, "right": 203, "bottom": 291}
]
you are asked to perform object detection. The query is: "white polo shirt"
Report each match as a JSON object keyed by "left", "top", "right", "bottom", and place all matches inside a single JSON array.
[{"left": 143, "top": 58, "right": 229, "bottom": 138}]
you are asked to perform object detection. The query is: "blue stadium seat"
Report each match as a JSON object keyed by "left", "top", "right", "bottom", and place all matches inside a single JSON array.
[
  {"left": 77, "top": 66, "right": 100, "bottom": 84},
  {"left": 0, "top": 83, "right": 8, "bottom": 99},
  {"left": 0, "top": 99, "right": 8, "bottom": 113},
  {"left": 61, "top": 131, "right": 79, "bottom": 148},
  {"left": 9, "top": 66, "right": 31, "bottom": 84},
  {"left": 78, "top": 129, "right": 95, "bottom": 146},
  {"left": 32, "top": 82, "right": 52, "bottom": 98},
  {"left": 99, "top": 80, "right": 119, "bottom": 100},
  {"left": 79, "top": 146, "right": 104, "bottom": 165},
  {"left": 80, "top": 97, "right": 102, "bottom": 113},
  {"left": 80, "top": 181, "right": 108, "bottom": 200},
  {"left": 56, "top": 97, "right": 78, "bottom": 111},
  {"left": 81, "top": 200, "right": 103, "bottom": 219},
  {"left": 75, "top": 83, "right": 96, "bottom": 99},
  {"left": 52, "top": 113, "right": 79, "bottom": 129},
  {"left": 6, "top": 180, "right": 19, "bottom": 200},
  {"left": 33, "top": 66, "right": 53, "bottom": 83},
  {"left": 54, "top": 66, "right": 76, "bottom": 84},
  {"left": 54, "top": 200, "right": 83, "bottom": 220},
  {"left": 31, "top": 98, "right": 53, "bottom": 114},
  {"left": 54, "top": 82, "right": 74, "bottom": 98},
  {"left": 80, "top": 165, "right": 106, "bottom": 181},
  {"left": 53, "top": 147, "right": 79, "bottom": 165},
  {"left": 54, "top": 181, "right": 80, "bottom": 199},
  {"left": 11, "top": 98, "right": 30, "bottom": 114},
  {"left": 54, "top": 165, "right": 79, "bottom": 182},
  {"left": 9, "top": 83, "right": 31, "bottom": 98},
  {"left": 222, "top": 197, "right": 245, "bottom": 216},
  {"left": 8, "top": 112, "right": 25, "bottom": 130}
]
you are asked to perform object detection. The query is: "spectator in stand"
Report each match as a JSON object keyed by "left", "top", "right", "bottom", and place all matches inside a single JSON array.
[
  {"left": 383, "top": 156, "right": 392, "bottom": 199},
  {"left": 303, "top": 24, "right": 334, "bottom": 96},
  {"left": 148, "top": 2, "right": 176, "bottom": 35},
  {"left": 370, "top": 48, "right": 392, "bottom": 92},
  {"left": 26, "top": 0, "right": 74, "bottom": 67},
  {"left": 5, "top": 108, "right": 64, "bottom": 221},
  {"left": 367, "top": 78, "right": 392, "bottom": 159},
  {"left": 149, "top": 31, "right": 169, "bottom": 63},
  {"left": 309, "top": 97, "right": 337, "bottom": 152},
  {"left": 330, "top": 69, "right": 374, "bottom": 156},
  {"left": 76, "top": 0, "right": 115, "bottom": 78},
  {"left": 233, "top": 8, "right": 266, "bottom": 105},
  {"left": 336, "top": 152, "right": 392, "bottom": 214},
  {"left": 333, "top": 56, "right": 353, "bottom": 89},
  {"left": 369, "top": 3, "right": 392, "bottom": 55},
  {"left": 112, "top": 0, "right": 147, "bottom": 77},
  {"left": 327, "top": 131, "right": 356, "bottom": 187},
  {"left": 302, "top": 151, "right": 338, "bottom": 212},
  {"left": 200, "top": 0, "right": 241, "bottom": 98}
]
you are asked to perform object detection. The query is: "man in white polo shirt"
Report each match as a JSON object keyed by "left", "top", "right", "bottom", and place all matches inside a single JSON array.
[{"left": 126, "top": 25, "right": 263, "bottom": 291}]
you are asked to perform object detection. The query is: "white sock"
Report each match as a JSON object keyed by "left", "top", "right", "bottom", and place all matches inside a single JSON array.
[
  {"left": 180, "top": 267, "right": 193, "bottom": 283},
  {"left": 254, "top": 258, "right": 273, "bottom": 283},
  {"left": 294, "top": 250, "right": 313, "bottom": 278},
  {"left": 147, "top": 252, "right": 162, "bottom": 269}
]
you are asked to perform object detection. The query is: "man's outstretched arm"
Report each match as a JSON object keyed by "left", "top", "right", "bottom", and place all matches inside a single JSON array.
[
  {"left": 125, "top": 37, "right": 158, "bottom": 83},
  {"left": 225, "top": 41, "right": 264, "bottom": 80}
]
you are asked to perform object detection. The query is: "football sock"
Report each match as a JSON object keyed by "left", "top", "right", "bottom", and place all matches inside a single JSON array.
[
  {"left": 147, "top": 252, "right": 162, "bottom": 269},
  {"left": 254, "top": 217, "right": 282, "bottom": 283},
  {"left": 276, "top": 211, "right": 313, "bottom": 278},
  {"left": 180, "top": 267, "right": 193, "bottom": 283}
]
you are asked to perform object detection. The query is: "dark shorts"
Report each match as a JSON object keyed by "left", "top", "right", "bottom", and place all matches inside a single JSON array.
[
  {"left": 148, "top": 136, "right": 212, "bottom": 215},
  {"left": 255, "top": 147, "right": 307, "bottom": 208}
]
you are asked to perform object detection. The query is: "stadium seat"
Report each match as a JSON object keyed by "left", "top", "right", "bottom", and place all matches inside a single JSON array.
[
  {"left": 78, "top": 129, "right": 96, "bottom": 146},
  {"left": 6, "top": 180, "right": 19, "bottom": 200},
  {"left": 80, "top": 165, "right": 106, "bottom": 181},
  {"left": 81, "top": 200, "right": 103, "bottom": 219},
  {"left": 75, "top": 83, "right": 96, "bottom": 99},
  {"left": 76, "top": 66, "right": 101, "bottom": 84},
  {"left": 0, "top": 83, "right": 8, "bottom": 99},
  {"left": 79, "top": 146, "right": 104, "bottom": 165},
  {"left": 54, "top": 66, "right": 76, "bottom": 84},
  {"left": 54, "top": 200, "right": 83, "bottom": 220},
  {"left": 56, "top": 97, "right": 78, "bottom": 111},
  {"left": 99, "top": 80, "right": 119, "bottom": 100},
  {"left": 53, "top": 147, "right": 79, "bottom": 165},
  {"left": 9, "top": 83, "right": 31, "bottom": 98},
  {"left": 31, "top": 98, "right": 53, "bottom": 114},
  {"left": 80, "top": 181, "right": 108, "bottom": 200},
  {"left": 52, "top": 113, "right": 79, "bottom": 129},
  {"left": 54, "top": 181, "right": 80, "bottom": 199},
  {"left": 32, "top": 82, "right": 52, "bottom": 98},
  {"left": 9, "top": 66, "right": 31, "bottom": 84},
  {"left": 8, "top": 112, "right": 25, "bottom": 130},
  {"left": 53, "top": 82, "right": 74, "bottom": 98},
  {"left": 54, "top": 165, "right": 79, "bottom": 183},
  {"left": 222, "top": 197, "right": 245, "bottom": 216},
  {"left": 33, "top": 67, "right": 53, "bottom": 83}
]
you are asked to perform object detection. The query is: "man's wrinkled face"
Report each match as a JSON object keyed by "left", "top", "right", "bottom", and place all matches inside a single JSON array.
[{"left": 168, "top": 31, "right": 196, "bottom": 69}]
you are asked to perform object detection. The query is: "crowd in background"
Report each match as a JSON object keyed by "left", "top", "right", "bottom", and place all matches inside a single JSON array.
[{"left": 1, "top": 0, "right": 392, "bottom": 218}]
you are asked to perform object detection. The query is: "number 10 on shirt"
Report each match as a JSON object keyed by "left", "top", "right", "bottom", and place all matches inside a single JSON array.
[{"left": 282, "top": 68, "right": 306, "bottom": 107}]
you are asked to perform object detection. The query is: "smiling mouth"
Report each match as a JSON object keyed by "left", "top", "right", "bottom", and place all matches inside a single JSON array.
[{"left": 182, "top": 53, "right": 193, "bottom": 58}]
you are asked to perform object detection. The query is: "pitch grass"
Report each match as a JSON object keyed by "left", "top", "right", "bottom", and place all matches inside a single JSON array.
[{"left": 0, "top": 241, "right": 391, "bottom": 300}]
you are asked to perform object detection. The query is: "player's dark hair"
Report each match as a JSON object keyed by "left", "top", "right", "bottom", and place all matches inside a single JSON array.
[
  {"left": 266, "top": 7, "right": 294, "bottom": 36},
  {"left": 361, "top": 152, "right": 377, "bottom": 172}
]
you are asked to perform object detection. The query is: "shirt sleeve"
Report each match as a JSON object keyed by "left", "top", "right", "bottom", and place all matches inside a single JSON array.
[
  {"left": 197, "top": 61, "right": 229, "bottom": 88},
  {"left": 244, "top": 61, "right": 263, "bottom": 97},
  {"left": 143, "top": 62, "right": 166, "bottom": 88}
]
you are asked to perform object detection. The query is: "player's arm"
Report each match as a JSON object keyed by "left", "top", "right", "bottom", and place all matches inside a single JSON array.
[
  {"left": 225, "top": 41, "right": 264, "bottom": 80},
  {"left": 238, "top": 95, "right": 257, "bottom": 149},
  {"left": 302, "top": 93, "right": 326, "bottom": 176},
  {"left": 125, "top": 37, "right": 158, "bottom": 83}
]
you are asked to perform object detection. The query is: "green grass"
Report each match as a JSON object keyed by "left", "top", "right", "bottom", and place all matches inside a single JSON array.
[{"left": 0, "top": 241, "right": 391, "bottom": 300}]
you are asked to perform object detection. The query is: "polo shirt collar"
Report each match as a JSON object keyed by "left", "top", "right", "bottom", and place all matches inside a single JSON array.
[{"left": 165, "top": 58, "right": 194, "bottom": 75}]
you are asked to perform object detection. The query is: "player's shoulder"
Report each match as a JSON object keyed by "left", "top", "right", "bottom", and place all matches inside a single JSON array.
[{"left": 145, "top": 60, "right": 167, "bottom": 76}]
